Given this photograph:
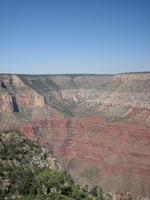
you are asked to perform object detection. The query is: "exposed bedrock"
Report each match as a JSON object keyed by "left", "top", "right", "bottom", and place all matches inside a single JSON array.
[{"left": 0, "top": 73, "right": 150, "bottom": 197}]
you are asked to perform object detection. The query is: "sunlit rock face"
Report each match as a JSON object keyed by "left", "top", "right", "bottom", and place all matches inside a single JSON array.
[{"left": 0, "top": 72, "right": 150, "bottom": 197}]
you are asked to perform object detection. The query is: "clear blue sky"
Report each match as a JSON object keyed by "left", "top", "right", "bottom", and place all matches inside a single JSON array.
[{"left": 0, "top": 0, "right": 150, "bottom": 74}]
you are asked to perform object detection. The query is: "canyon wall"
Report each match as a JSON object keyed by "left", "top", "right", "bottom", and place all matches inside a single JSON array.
[{"left": 0, "top": 73, "right": 150, "bottom": 197}]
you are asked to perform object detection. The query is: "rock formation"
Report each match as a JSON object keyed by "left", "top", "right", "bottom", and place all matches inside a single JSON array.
[{"left": 0, "top": 73, "right": 150, "bottom": 197}]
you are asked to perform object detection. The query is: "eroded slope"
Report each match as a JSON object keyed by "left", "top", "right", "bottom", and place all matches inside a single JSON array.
[{"left": 0, "top": 73, "right": 150, "bottom": 197}]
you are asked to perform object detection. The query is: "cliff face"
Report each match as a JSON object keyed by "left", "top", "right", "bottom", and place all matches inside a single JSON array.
[{"left": 0, "top": 73, "right": 150, "bottom": 197}]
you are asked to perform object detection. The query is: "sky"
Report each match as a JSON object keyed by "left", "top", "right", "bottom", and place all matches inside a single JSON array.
[{"left": 0, "top": 0, "right": 150, "bottom": 74}]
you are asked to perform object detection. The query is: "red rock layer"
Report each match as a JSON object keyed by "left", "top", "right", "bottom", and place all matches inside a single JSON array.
[{"left": 9, "top": 112, "right": 149, "bottom": 197}]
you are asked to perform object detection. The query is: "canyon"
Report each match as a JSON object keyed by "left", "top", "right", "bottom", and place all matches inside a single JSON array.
[{"left": 0, "top": 73, "right": 150, "bottom": 197}]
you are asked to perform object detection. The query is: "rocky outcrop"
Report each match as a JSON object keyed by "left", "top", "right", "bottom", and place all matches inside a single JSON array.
[
  {"left": 0, "top": 73, "right": 150, "bottom": 197},
  {"left": 0, "top": 74, "right": 45, "bottom": 112},
  {"left": 0, "top": 92, "right": 13, "bottom": 112}
]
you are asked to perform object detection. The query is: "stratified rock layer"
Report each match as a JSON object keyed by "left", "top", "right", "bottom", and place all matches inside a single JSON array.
[{"left": 0, "top": 73, "right": 150, "bottom": 197}]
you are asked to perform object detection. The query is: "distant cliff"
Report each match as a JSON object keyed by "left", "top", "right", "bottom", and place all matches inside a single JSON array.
[{"left": 0, "top": 73, "right": 150, "bottom": 197}]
